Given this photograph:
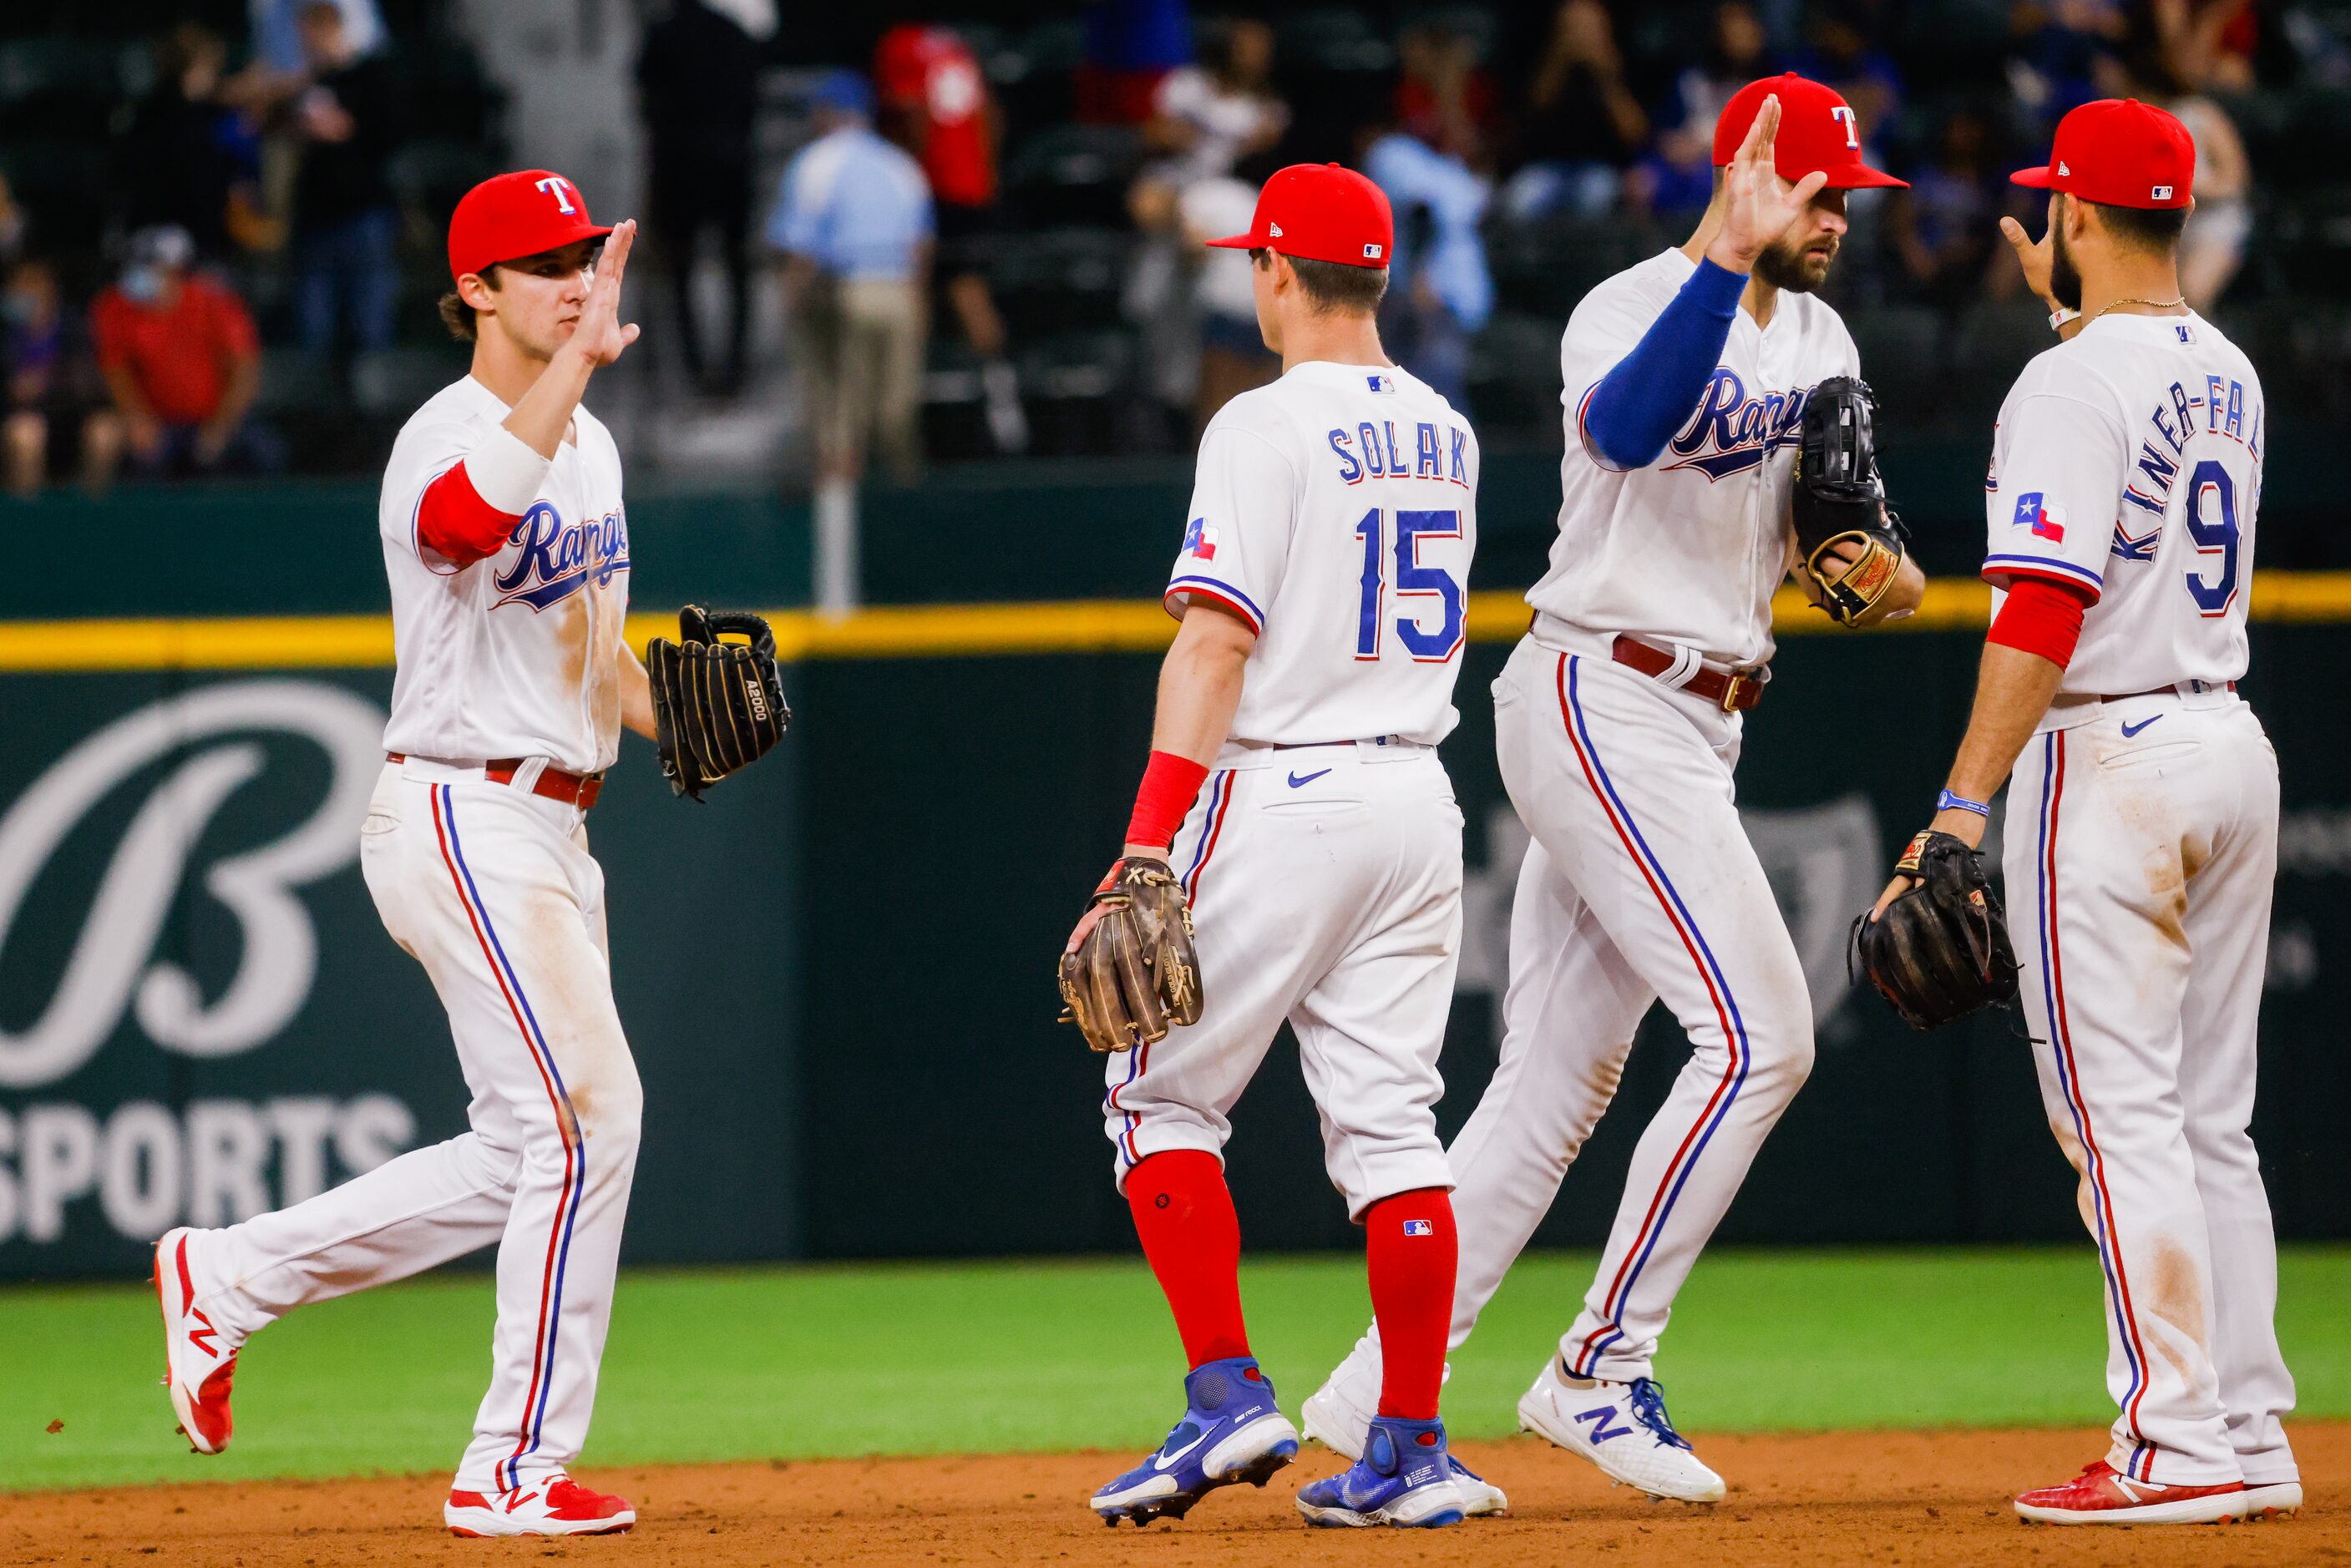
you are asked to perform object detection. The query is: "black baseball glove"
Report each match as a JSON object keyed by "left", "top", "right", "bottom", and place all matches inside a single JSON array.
[
  {"left": 1058, "top": 857, "right": 1204, "bottom": 1053},
  {"left": 1793, "top": 375, "right": 1909, "bottom": 625},
  {"left": 1852, "top": 830, "right": 2019, "bottom": 1030},
  {"left": 645, "top": 605, "right": 791, "bottom": 802}
]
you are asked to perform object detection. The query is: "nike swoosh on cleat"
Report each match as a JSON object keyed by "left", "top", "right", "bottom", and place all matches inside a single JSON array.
[
  {"left": 1153, "top": 1432, "right": 1210, "bottom": 1471},
  {"left": 1287, "top": 769, "right": 1332, "bottom": 788}
]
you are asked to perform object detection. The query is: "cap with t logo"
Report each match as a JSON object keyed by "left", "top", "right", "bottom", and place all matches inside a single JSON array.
[
  {"left": 1711, "top": 73, "right": 1907, "bottom": 190},
  {"left": 447, "top": 169, "right": 615, "bottom": 283},
  {"left": 2011, "top": 98, "right": 2194, "bottom": 209},
  {"left": 1205, "top": 162, "right": 1395, "bottom": 268}
]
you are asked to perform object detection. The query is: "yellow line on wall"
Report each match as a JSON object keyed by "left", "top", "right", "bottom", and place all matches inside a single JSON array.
[{"left": 1, "top": 572, "right": 2347, "bottom": 672}]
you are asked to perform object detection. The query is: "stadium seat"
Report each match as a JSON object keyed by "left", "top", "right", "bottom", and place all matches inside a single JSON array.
[
  {"left": 1467, "top": 313, "right": 1568, "bottom": 445},
  {"left": 352, "top": 347, "right": 469, "bottom": 417},
  {"left": 986, "top": 227, "right": 1132, "bottom": 338},
  {"left": 1002, "top": 124, "right": 1144, "bottom": 230},
  {"left": 1847, "top": 306, "right": 1944, "bottom": 426}
]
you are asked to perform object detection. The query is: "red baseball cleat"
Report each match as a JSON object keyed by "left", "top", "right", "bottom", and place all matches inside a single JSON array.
[
  {"left": 154, "top": 1228, "right": 237, "bottom": 1455},
  {"left": 2015, "top": 1459, "right": 2247, "bottom": 1525},
  {"left": 446, "top": 1476, "right": 637, "bottom": 1537}
]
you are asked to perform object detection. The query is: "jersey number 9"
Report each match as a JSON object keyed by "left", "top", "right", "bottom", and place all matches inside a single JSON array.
[
  {"left": 1355, "top": 508, "right": 1466, "bottom": 663},
  {"left": 2184, "top": 460, "right": 2241, "bottom": 619}
]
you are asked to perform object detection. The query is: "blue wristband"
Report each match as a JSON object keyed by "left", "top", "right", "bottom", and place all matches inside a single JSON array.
[{"left": 1936, "top": 789, "right": 1991, "bottom": 818}]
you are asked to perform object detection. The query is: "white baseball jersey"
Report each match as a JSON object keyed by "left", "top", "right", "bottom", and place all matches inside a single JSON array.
[
  {"left": 1164, "top": 361, "right": 1478, "bottom": 746},
  {"left": 1982, "top": 311, "right": 2261, "bottom": 703},
  {"left": 380, "top": 377, "right": 632, "bottom": 773},
  {"left": 1535, "top": 249, "right": 1859, "bottom": 667}
]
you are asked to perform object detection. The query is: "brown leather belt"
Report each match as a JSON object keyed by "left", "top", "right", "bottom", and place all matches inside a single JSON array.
[
  {"left": 1610, "top": 635, "right": 1767, "bottom": 712},
  {"left": 386, "top": 752, "right": 605, "bottom": 809}
]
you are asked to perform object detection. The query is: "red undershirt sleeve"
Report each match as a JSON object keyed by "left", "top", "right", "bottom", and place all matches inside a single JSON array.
[{"left": 1986, "top": 575, "right": 2095, "bottom": 667}]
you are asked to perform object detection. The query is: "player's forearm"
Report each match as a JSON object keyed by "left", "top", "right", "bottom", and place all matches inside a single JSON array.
[
  {"left": 617, "top": 642, "right": 656, "bottom": 741},
  {"left": 1940, "top": 640, "right": 2065, "bottom": 828},
  {"left": 1121, "top": 607, "right": 1254, "bottom": 860},
  {"left": 502, "top": 344, "right": 595, "bottom": 459},
  {"left": 1582, "top": 259, "right": 1746, "bottom": 468}
]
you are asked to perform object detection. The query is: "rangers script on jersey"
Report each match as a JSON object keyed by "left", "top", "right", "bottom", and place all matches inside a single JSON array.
[
  {"left": 1983, "top": 311, "right": 2261, "bottom": 706},
  {"left": 1536, "top": 249, "right": 1859, "bottom": 666},
  {"left": 379, "top": 377, "right": 631, "bottom": 772},
  {"left": 1164, "top": 362, "right": 1478, "bottom": 749}
]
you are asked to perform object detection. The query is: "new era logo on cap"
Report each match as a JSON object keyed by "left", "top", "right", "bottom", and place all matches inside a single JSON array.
[
  {"left": 1268, "top": 220, "right": 1284, "bottom": 237},
  {"left": 2058, "top": 160, "right": 2071, "bottom": 175}
]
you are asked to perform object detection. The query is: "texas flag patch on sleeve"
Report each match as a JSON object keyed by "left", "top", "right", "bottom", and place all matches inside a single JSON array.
[
  {"left": 2012, "top": 491, "right": 2066, "bottom": 543},
  {"left": 1181, "top": 515, "right": 1219, "bottom": 560}
]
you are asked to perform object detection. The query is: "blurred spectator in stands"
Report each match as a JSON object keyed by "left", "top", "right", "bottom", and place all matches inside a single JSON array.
[
  {"left": 2139, "top": 0, "right": 2257, "bottom": 89},
  {"left": 1887, "top": 106, "right": 2002, "bottom": 311},
  {"left": 1175, "top": 169, "right": 1279, "bottom": 430},
  {"left": 1502, "top": 0, "right": 1648, "bottom": 218},
  {"left": 1078, "top": 0, "right": 1196, "bottom": 124},
  {"left": 877, "top": 23, "right": 1028, "bottom": 453},
  {"left": 4, "top": 259, "right": 114, "bottom": 498},
  {"left": 1366, "top": 127, "right": 1493, "bottom": 407},
  {"left": 287, "top": 0, "right": 403, "bottom": 360},
  {"left": 118, "top": 25, "right": 274, "bottom": 260},
  {"left": 1786, "top": 0, "right": 1903, "bottom": 165},
  {"left": 249, "top": 0, "right": 383, "bottom": 74},
  {"left": 1396, "top": 18, "right": 1500, "bottom": 166},
  {"left": 90, "top": 226, "right": 278, "bottom": 479},
  {"left": 2006, "top": 0, "right": 2126, "bottom": 122},
  {"left": 639, "top": 0, "right": 762, "bottom": 398},
  {"left": 1661, "top": 3, "right": 1776, "bottom": 155},
  {"left": 1143, "top": 18, "right": 1287, "bottom": 190},
  {"left": 0, "top": 174, "right": 23, "bottom": 266},
  {"left": 2103, "top": 44, "right": 2251, "bottom": 306},
  {"left": 769, "top": 68, "right": 931, "bottom": 599}
]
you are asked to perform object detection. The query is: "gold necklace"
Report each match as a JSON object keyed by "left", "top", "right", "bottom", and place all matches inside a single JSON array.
[{"left": 2090, "top": 296, "right": 2188, "bottom": 321}]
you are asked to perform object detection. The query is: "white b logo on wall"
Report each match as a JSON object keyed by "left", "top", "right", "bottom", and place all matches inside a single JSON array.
[{"left": 0, "top": 680, "right": 413, "bottom": 1251}]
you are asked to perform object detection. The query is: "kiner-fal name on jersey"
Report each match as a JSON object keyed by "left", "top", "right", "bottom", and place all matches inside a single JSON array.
[
  {"left": 489, "top": 500, "right": 631, "bottom": 611},
  {"left": 2110, "top": 370, "right": 2262, "bottom": 579}
]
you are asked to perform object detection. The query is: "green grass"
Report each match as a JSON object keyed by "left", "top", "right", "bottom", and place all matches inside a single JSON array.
[{"left": 8, "top": 1246, "right": 2348, "bottom": 1491}]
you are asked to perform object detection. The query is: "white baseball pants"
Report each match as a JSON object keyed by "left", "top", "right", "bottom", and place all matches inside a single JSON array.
[
  {"left": 1102, "top": 741, "right": 1462, "bottom": 1218},
  {"left": 2007, "top": 693, "right": 2296, "bottom": 1488},
  {"left": 180, "top": 760, "right": 642, "bottom": 1492}
]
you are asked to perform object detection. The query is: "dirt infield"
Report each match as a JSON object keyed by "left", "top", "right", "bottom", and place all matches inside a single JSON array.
[{"left": 6, "top": 1424, "right": 2340, "bottom": 1566}]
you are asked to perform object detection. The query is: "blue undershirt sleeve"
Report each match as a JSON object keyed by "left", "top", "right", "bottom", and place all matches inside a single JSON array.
[{"left": 1580, "top": 258, "right": 1749, "bottom": 470}]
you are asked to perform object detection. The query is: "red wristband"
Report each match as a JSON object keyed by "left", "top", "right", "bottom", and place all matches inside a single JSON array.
[
  {"left": 1988, "top": 575, "right": 2095, "bottom": 667},
  {"left": 1126, "top": 751, "right": 1211, "bottom": 849}
]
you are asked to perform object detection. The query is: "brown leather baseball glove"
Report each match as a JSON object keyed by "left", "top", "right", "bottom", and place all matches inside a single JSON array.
[{"left": 1058, "top": 857, "right": 1204, "bottom": 1053}]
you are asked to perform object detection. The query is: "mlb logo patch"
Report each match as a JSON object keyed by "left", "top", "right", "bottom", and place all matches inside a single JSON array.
[
  {"left": 1181, "top": 515, "right": 1219, "bottom": 560},
  {"left": 1367, "top": 373, "right": 1394, "bottom": 393},
  {"left": 2152, "top": 185, "right": 2173, "bottom": 200},
  {"left": 2012, "top": 491, "right": 2065, "bottom": 542},
  {"left": 1364, "top": 242, "right": 1385, "bottom": 260},
  {"left": 2175, "top": 322, "right": 2195, "bottom": 344},
  {"left": 1402, "top": 1219, "right": 1433, "bottom": 1236}
]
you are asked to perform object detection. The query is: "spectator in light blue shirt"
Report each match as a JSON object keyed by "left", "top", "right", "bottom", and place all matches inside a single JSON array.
[
  {"left": 771, "top": 69, "right": 935, "bottom": 565},
  {"left": 1364, "top": 129, "right": 1493, "bottom": 407}
]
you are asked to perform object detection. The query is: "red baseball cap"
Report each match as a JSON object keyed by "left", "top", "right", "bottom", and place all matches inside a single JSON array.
[
  {"left": 2012, "top": 98, "right": 2194, "bottom": 209},
  {"left": 1712, "top": 73, "right": 1907, "bottom": 190},
  {"left": 447, "top": 169, "right": 613, "bottom": 283},
  {"left": 1205, "top": 162, "right": 1395, "bottom": 268}
]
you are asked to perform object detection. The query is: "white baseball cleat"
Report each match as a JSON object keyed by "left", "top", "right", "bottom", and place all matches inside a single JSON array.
[
  {"left": 1518, "top": 1357, "right": 1725, "bottom": 1504},
  {"left": 154, "top": 1227, "right": 238, "bottom": 1455},
  {"left": 445, "top": 1475, "right": 636, "bottom": 1537},
  {"left": 1302, "top": 1347, "right": 1508, "bottom": 1517},
  {"left": 2240, "top": 1480, "right": 2303, "bottom": 1520}
]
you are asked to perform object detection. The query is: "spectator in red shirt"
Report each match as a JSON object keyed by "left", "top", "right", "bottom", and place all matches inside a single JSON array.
[
  {"left": 876, "top": 23, "right": 1027, "bottom": 453},
  {"left": 89, "top": 226, "right": 279, "bottom": 478}
]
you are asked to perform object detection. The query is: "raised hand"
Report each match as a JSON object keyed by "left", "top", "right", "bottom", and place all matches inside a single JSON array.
[
  {"left": 569, "top": 219, "right": 640, "bottom": 368},
  {"left": 1999, "top": 215, "right": 2059, "bottom": 311},
  {"left": 1707, "top": 95, "right": 1828, "bottom": 274}
]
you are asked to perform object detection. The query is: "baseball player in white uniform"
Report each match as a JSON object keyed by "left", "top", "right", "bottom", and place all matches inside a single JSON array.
[
  {"left": 1302, "top": 78, "right": 1926, "bottom": 1510},
  {"left": 1874, "top": 99, "right": 2299, "bottom": 1526},
  {"left": 154, "top": 172, "right": 660, "bottom": 1538},
  {"left": 1063, "top": 164, "right": 1481, "bottom": 1531}
]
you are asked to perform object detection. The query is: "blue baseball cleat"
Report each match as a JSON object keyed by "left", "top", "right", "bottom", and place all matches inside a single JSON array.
[
  {"left": 1091, "top": 1357, "right": 1300, "bottom": 1527},
  {"left": 1295, "top": 1414, "right": 1467, "bottom": 1528}
]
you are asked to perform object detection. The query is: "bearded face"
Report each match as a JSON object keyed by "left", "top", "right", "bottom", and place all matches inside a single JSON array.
[
  {"left": 1752, "top": 191, "right": 1847, "bottom": 295},
  {"left": 2048, "top": 199, "right": 2084, "bottom": 311}
]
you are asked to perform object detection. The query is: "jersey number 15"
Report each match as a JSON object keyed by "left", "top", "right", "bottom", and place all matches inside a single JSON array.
[{"left": 1355, "top": 508, "right": 1466, "bottom": 662}]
